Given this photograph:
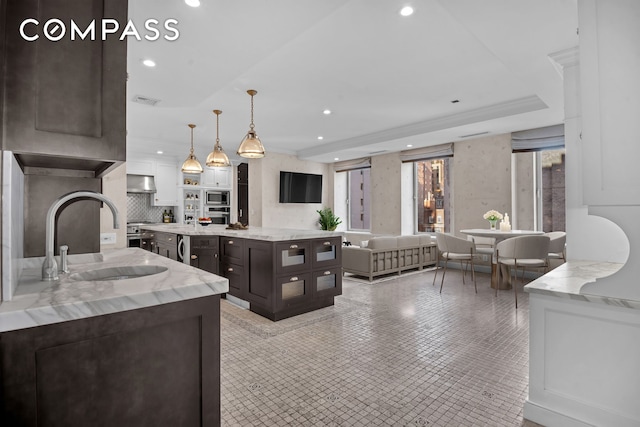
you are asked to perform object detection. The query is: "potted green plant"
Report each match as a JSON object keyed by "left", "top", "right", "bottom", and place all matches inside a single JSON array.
[{"left": 317, "top": 207, "right": 342, "bottom": 231}]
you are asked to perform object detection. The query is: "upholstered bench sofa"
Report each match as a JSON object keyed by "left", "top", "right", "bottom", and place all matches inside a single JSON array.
[{"left": 342, "top": 235, "right": 437, "bottom": 281}]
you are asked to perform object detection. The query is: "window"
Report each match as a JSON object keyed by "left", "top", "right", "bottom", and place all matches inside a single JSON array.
[
  {"left": 539, "top": 149, "right": 565, "bottom": 231},
  {"left": 415, "top": 158, "right": 450, "bottom": 233},
  {"left": 513, "top": 148, "right": 565, "bottom": 232},
  {"left": 347, "top": 169, "right": 371, "bottom": 230},
  {"left": 511, "top": 124, "right": 565, "bottom": 231}
]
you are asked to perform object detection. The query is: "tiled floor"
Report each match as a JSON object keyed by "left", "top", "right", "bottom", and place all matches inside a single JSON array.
[{"left": 220, "top": 267, "right": 543, "bottom": 426}]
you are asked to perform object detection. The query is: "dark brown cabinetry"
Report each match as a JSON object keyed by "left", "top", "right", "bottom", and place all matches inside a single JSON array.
[
  {"left": 190, "top": 237, "right": 219, "bottom": 275},
  {"left": 0, "top": 295, "right": 221, "bottom": 426},
  {"left": 141, "top": 231, "right": 155, "bottom": 252},
  {"left": 3, "top": 0, "right": 127, "bottom": 175},
  {"left": 220, "top": 237, "right": 246, "bottom": 298},
  {"left": 237, "top": 163, "right": 249, "bottom": 225},
  {"left": 222, "top": 236, "right": 342, "bottom": 321},
  {"left": 154, "top": 232, "right": 178, "bottom": 261}
]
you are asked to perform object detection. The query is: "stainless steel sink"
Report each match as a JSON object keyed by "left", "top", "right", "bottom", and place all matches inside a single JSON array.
[{"left": 69, "top": 265, "right": 168, "bottom": 281}]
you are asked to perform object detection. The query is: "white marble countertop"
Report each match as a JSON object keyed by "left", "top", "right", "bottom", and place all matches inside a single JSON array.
[
  {"left": 524, "top": 260, "right": 640, "bottom": 310},
  {"left": 141, "top": 224, "right": 343, "bottom": 241},
  {"left": 0, "top": 248, "right": 229, "bottom": 333}
]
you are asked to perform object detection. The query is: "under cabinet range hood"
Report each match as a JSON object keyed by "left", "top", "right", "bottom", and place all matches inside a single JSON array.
[{"left": 127, "top": 174, "right": 157, "bottom": 193}]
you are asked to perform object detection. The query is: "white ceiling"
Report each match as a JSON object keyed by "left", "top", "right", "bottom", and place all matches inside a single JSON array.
[{"left": 126, "top": 0, "right": 578, "bottom": 165}]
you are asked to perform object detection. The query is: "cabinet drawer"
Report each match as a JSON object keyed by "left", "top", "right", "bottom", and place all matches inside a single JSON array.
[
  {"left": 221, "top": 262, "right": 245, "bottom": 297},
  {"left": 312, "top": 237, "right": 342, "bottom": 268},
  {"left": 155, "top": 232, "right": 177, "bottom": 245},
  {"left": 221, "top": 238, "right": 244, "bottom": 265},
  {"left": 276, "top": 272, "right": 312, "bottom": 309},
  {"left": 156, "top": 242, "right": 177, "bottom": 261},
  {"left": 190, "top": 247, "right": 219, "bottom": 275},
  {"left": 275, "top": 241, "right": 311, "bottom": 274},
  {"left": 313, "top": 267, "right": 342, "bottom": 298},
  {"left": 191, "top": 237, "right": 219, "bottom": 249}
]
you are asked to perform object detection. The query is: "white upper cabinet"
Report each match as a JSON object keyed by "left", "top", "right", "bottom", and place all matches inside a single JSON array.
[
  {"left": 126, "top": 154, "right": 179, "bottom": 206},
  {"left": 152, "top": 161, "right": 179, "bottom": 206},
  {"left": 202, "top": 167, "right": 231, "bottom": 188},
  {"left": 126, "top": 159, "right": 154, "bottom": 176},
  {"left": 579, "top": 0, "right": 640, "bottom": 206}
]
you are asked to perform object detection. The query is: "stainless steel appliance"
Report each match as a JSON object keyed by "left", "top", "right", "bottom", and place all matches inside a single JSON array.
[
  {"left": 205, "top": 190, "right": 230, "bottom": 205},
  {"left": 205, "top": 206, "right": 230, "bottom": 225},
  {"left": 126, "top": 175, "right": 157, "bottom": 193},
  {"left": 126, "top": 221, "right": 154, "bottom": 248},
  {"left": 177, "top": 235, "right": 186, "bottom": 262}
]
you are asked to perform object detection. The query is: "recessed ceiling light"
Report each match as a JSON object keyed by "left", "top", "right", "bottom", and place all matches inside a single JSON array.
[
  {"left": 400, "top": 6, "right": 414, "bottom": 16},
  {"left": 334, "top": 157, "right": 340, "bottom": 161},
  {"left": 185, "top": 0, "right": 200, "bottom": 7},
  {"left": 156, "top": 150, "right": 163, "bottom": 154},
  {"left": 142, "top": 59, "right": 156, "bottom": 67},
  {"left": 406, "top": 144, "right": 413, "bottom": 147},
  {"left": 323, "top": 109, "right": 332, "bottom": 115},
  {"left": 317, "top": 136, "right": 324, "bottom": 140}
]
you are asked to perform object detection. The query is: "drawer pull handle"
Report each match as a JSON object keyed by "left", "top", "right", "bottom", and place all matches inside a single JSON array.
[
  {"left": 228, "top": 267, "right": 234, "bottom": 272},
  {"left": 290, "top": 244, "right": 298, "bottom": 249},
  {"left": 168, "top": 238, "right": 172, "bottom": 241},
  {"left": 324, "top": 271, "right": 331, "bottom": 275},
  {"left": 228, "top": 240, "right": 234, "bottom": 245},
  {"left": 191, "top": 255, "right": 198, "bottom": 260},
  {"left": 323, "top": 241, "right": 331, "bottom": 246},
  {"left": 290, "top": 276, "right": 298, "bottom": 281}
]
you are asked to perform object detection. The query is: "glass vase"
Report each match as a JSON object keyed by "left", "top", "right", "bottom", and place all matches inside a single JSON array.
[{"left": 488, "top": 219, "right": 497, "bottom": 230}]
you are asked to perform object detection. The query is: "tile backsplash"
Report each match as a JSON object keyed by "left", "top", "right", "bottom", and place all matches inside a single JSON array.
[{"left": 127, "top": 193, "right": 176, "bottom": 223}]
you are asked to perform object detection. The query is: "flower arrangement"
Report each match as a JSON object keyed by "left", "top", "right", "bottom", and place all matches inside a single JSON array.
[{"left": 483, "top": 210, "right": 503, "bottom": 221}]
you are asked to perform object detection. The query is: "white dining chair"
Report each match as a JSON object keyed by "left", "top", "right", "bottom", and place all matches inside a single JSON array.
[
  {"left": 495, "top": 235, "right": 550, "bottom": 308},
  {"left": 546, "top": 231, "right": 566, "bottom": 262},
  {"left": 433, "top": 233, "right": 478, "bottom": 294}
]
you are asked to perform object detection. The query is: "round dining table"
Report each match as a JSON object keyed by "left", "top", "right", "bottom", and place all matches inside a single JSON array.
[{"left": 460, "top": 228, "right": 545, "bottom": 289}]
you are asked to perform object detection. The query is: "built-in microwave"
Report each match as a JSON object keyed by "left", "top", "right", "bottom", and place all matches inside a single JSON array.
[
  {"left": 205, "top": 190, "right": 230, "bottom": 205},
  {"left": 206, "top": 206, "right": 230, "bottom": 224}
]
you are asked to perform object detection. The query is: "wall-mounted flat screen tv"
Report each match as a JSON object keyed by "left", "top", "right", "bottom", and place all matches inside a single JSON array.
[{"left": 279, "top": 171, "right": 322, "bottom": 203}]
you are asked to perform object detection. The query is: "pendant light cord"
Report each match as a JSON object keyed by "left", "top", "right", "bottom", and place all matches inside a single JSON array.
[
  {"left": 216, "top": 113, "right": 220, "bottom": 145},
  {"left": 189, "top": 125, "right": 196, "bottom": 156},
  {"left": 249, "top": 93, "right": 255, "bottom": 131}
]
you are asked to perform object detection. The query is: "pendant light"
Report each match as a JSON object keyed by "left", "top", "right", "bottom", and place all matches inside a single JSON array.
[
  {"left": 206, "top": 110, "right": 231, "bottom": 167},
  {"left": 181, "top": 123, "right": 203, "bottom": 174},
  {"left": 237, "top": 89, "right": 265, "bottom": 158}
]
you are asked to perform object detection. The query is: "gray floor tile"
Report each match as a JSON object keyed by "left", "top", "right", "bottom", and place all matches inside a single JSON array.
[{"left": 221, "top": 268, "right": 543, "bottom": 427}]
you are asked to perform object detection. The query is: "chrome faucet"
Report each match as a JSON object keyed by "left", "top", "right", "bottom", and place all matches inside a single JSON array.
[{"left": 42, "top": 191, "right": 120, "bottom": 281}]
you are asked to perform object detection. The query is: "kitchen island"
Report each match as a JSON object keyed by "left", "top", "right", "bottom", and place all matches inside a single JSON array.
[
  {"left": 141, "top": 224, "right": 344, "bottom": 321},
  {"left": 0, "top": 248, "right": 228, "bottom": 426}
]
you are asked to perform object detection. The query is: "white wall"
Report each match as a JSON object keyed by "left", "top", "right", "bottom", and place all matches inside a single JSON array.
[
  {"left": 401, "top": 162, "right": 414, "bottom": 235},
  {"left": 452, "top": 134, "right": 512, "bottom": 236},
  {"left": 370, "top": 153, "right": 402, "bottom": 235},
  {"left": 100, "top": 163, "right": 127, "bottom": 249},
  {"left": 333, "top": 171, "right": 348, "bottom": 233},
  {"left": 249, "top": 152, "right": 333, "bottom": 230}
]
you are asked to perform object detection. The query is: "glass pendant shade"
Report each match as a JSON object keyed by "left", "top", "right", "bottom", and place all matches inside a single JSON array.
[
  {"left": 237, "top": 130, "right": 265, "bottom": 158},
  {"left": 206, "top": 144, "right": 231, "bottom": 166},
  {"left": 181, "top": 124, "right": 203, "bottom": 173},
  {"left": 206, "top": 110, "right": 231, "bottom": 167},
  {"left": 237, "top": 89, "right": 265, "bottom": 158}
]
